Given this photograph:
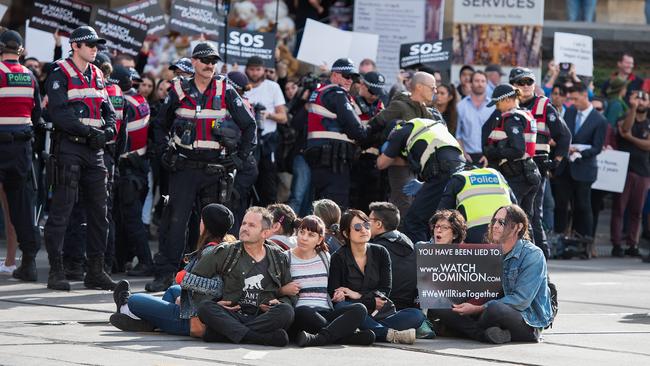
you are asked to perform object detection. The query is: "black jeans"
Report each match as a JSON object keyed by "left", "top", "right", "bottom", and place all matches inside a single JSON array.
[
  {"left": 403, "top": 175, "right": 448, "bottom": 243},
  {"left": 428, "top": 302, "right": 539, "bottom": 343},
  {"left": 310, "top": 165, "right": 351, "bottom": 209},
  {"left": 289, "top": 303, "right": 367, "bottom": 343},
  {"left": 253, "top": 132, "right": 278, "bottom": 206},
  {"left": 552, "top": 172, "right": 593, "bottom": 237},
  {"left": 197, "top": 301, "right": 294, "bottom": 343},
  {"left": 532, "top": 175, "right": 550, "bottom": 259}
]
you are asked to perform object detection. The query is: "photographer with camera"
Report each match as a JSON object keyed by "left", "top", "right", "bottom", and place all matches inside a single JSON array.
[{"left": 147, "top": 42, "right": 256, "bottom": 292}]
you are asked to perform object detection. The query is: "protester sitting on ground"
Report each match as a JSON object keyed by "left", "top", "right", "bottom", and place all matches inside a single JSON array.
[
  {"left": 267, "top": 203, "right": 298, "bottom": 250},
  {"left": 313, "top": 199, "right": 344, "bottom": 253},
  {"left": 428, "top": 204, "right": 553, "bottom": 344},
  {"left": 109, "top": 204, "right": 235, "bottom": 336},
  {"left": 428, "top": 210, "right": 467, "bottom": 245},
  {"left": 192, "top": 207, "right": 296, "bottom": 347},
  {"left": 328, "top": 209, "right": 426, "bottom": 344},
  {"left": 281, "top": 215, "right": 375, "bottom": 347}
]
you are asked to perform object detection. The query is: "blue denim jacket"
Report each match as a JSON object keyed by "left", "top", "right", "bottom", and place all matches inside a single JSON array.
[{"left": 486, "top": 239, "right": 553, "bottom": 329}]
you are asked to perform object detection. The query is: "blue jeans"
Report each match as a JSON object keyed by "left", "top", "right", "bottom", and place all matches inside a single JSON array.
[
  {"left": 128, "top": 285, "right": 190, "bottom": 336},
  {"left": 335, "top": 301, "right": 425, "bottom": 341},
  {"left": 287, "top": 154, "right": 312, "bottom": 216},
  {"left": 566, "top": 0, "right": 597, "bottom": 22}
]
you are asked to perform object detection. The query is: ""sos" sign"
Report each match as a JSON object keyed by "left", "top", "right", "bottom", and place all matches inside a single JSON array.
[
  {"left": 229, "top": 31, "right": 264, "bottom": 48},
  {"left": 409, "top": 41, "right": 443, "bottom": 56}
]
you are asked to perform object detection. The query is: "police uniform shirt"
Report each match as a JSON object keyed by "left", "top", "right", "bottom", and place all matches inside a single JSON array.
[
  {"left": 520, "top": 96, "right": 571, "bottom": 159},
  {"left": 318, "top": 85, "right": 368, "bottom": 142},
  {"left": 0, "top": 60, "right": 42, "bottom": 132},
  {"left": 46, "top": 62, "right": 116, "bottom": 137},
  {"left": 484, "top": 111, "right": 529, "bottom": 161},
  {"left": 383, "top": 123, "right": 463, "bottom": 165}
]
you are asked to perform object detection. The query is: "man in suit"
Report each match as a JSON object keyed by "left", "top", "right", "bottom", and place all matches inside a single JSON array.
[{"left": 552, "top": 82, "right": 607, "bottom": 239}]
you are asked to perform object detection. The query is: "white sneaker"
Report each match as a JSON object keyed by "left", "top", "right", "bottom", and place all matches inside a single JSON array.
[
  {"left": 386, "top": 328, "right": 416, "bottom": 344},
  {"left": 0, "top": 263, "right": 16, "bottom": 274}
]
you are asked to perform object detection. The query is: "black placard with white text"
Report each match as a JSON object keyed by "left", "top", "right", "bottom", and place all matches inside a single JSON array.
[
  {"left": 400, "top": 38, "right": 453, "bottom": 79},
  {"left": 30, "top": 0, "right": 93, "bottom": 37},
  {"left": 220, "top": 28, "right": 276, "bottom": 67},
  {"left": 115, "top": 0, "right": 168, "bottom": 37},
  {"left": 92, "top": 8, "right": 148, "bottom": 57},
  {"left": 169, "top": 0, "right": 224, "bottom": 39}
]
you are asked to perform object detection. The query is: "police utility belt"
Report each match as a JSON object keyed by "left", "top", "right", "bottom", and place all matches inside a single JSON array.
[
  {"left": 164, "top": 151, "right": 228, "bottom": 175},
  {"left": 305, "top": 132, "right": 356, "bottom": 173},
  {"left": 498, "top": 157, "right": 540, "bottom": 185},
  {"left": 0, "top": 130, "right": 33, "bottom": 143}
]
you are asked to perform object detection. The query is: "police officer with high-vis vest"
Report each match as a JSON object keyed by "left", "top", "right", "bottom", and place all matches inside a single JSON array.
[
  {"left": 484, "top": 84, "right": 541, "bottom": 222},
  {"left": 377, "top": 117, "right": 466, "bottom": 243},
  {"left": 509, "top": 67, "right": 570, "bottom": 258},
  {"left": 45, "top": 26, "right": 117, "bottom": 291},
  {"left": 350, "top": 71, "right": 386, "bottom": 211},
  {"left": 109, "top": 65, "right": 153, "bottom": 277},
  {"left": 438, "top": 166, "right": 516, "bottom": 243},
  {"left": 305, "top": 58, "right": 375, "bottom": 208},
  {"left": 0, "top": 30, "right": 42, "bottom": 282},
  {"left": 147, "top": 42, "right": 256, "bottom": 292}
]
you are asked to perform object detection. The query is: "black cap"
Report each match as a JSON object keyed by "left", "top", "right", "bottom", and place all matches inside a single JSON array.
[
  {"left": 107, "top": 65, "right": 132, "bottom": 88},
  {"left": 246, "top": 56, "right": 265, "bottom": 67},
  {"left": 92, "top": 52, "right": 111, "bottom": 68},
  {"left": 360, "top": 71, "right": 386, "bottom": 96},
  {"left": 509, "top": 67, "right": 535, "bottom": 84},
  {"left": 129, "top": 68, "right": 143, "bottom": 82},
  {"left": 331, "top": 58, "right": 359, "bottom": 76},
  {"left": 169, "top": 58, "right": 194, "bottom": 74},
  {"left": 487, "top": 84, "right": 518, "bottom": 107},
  {"left": 485, "top": 64, "right": 504, "bottom": 76},
  {"left": 69, "top": 26, "right": 106, "bottom": 45},
  {"left": 0, "top": 30, "right": 24, "bottom": 53},
  {"left": 201, "top": 204, "right": 234, "bottom": 239},
  {"left": 227, "top": 71, "right": 250, "bottom": 90},
  {"left": 191, "top": 42, "right": 221, "bottom": 60}
]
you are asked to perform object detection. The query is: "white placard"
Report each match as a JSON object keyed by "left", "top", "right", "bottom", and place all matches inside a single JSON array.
[
  {"left": 0, "top": 4, "right": 8, "bottom": 21},
  {"left": 297, "top": 19, "right": 378, "bottom": 71},
  {"left": 453, "top": 0, "right": 545, "bottom": 25},
  {"left": 25, "top": 20, "right": 71, "bottom": 63},
  {"left": 553, "top": 32, "right": 593, "bottom": 77},
  {"left": 353, "top": 0, "right": 426, "bottom": 87},
  {"left": 591, "top": 150, "right": 630, "bottom": 193}
]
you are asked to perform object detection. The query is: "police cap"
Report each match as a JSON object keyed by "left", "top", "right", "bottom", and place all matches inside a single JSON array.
[
  {"left": 331, "top": 58, "right": 359, "bottom": 77},
  {"left": 360, "top": 71, "right": 386, "bottom": 96},
  {"left": 509, "top": 67, "right": 535, "bottom": 84},
  {"left": 191, "top": 42, "right": 221, "bottom": 60},
  {"left": 487, "top": 84, "right": 518, "bottom": 107},
  {"left": 0, "top": 30, "right": 24, "bottom": 54},
  {"left": 92, "top": 52, "right": 112, "bottom": 68},
  {"left": 169, "top": 58, "right": 195, "bottom": 74},
  {"left": 107, "top": 65, "right": 132, "bottom": 86},
  {"left": 69, "top": 26, "right": 106, "bottom": 45}
]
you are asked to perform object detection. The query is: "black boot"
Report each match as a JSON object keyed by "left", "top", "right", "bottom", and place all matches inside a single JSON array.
[
  {"left": 84, "top": 256, "right": 117, "bottom": 290},
  {"left": 145, "top": 272, "right": 173, "bottom": 292},
  {"left": 47, "top": 256, "right": 71, "bottom": 291},
  {"left": 126, "top": 263, "right": 154, "bottom": 277},
  {"left": 339, "top": 329, "right": 375, "bottom": 345},
  {"left": 295, "top": 330, "right": 329, "bottom": 347},
  {"left": 63, "top": 257, "right": 85, "bottom": 281},
  {"left": 12, "top": 255, "right": 38, "bottom": 282}
]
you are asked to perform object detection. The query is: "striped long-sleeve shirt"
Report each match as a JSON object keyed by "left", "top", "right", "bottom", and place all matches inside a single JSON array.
[{"left": 290, "top": 252, "right": 332, "bottom": 310}]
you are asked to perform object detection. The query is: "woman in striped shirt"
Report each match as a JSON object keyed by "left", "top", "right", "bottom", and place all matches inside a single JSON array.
[{"left": 281, "top": 215, "right": 375, "bottom": 347}]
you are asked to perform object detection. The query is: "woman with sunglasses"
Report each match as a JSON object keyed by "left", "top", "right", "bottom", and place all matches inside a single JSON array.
[
  {"left": 328, "top": 209, "right": 426, "bottom": 344},
  {"left": 427, "top": 204, "right": 553, "bottom": 344}
]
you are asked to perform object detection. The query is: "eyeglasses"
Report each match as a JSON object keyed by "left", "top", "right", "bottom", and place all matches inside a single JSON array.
[
  {"left": 353, "top": 222, "right": 371, "bottom": 232},
  {"left": 434, "top": 224, "right": 452, "bottom": 231},
  {"left": 199, "top": 57, "right": 219, "bottom": 65},
  {"left": 594, "top": 107, "right": 604, "bottom": 112},
  {"left": 83, "top": 42, "right": 98, "bottom": 49},
  {"left": 491, "top": 218, "right": 507, "bottom": 227},
  {"left": 515, "top": 79, "right": 534, "bottom": 87}
]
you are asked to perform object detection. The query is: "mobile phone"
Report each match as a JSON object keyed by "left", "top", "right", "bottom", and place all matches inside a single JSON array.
[{"left": 559, "top": 62, "right": 571, "bottom": 77}]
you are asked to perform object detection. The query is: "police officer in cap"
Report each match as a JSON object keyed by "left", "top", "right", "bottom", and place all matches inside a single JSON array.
[
  {"left": 0, "top": 30, "right": 43, "bottom": 282},
  {"left": 305, "top": 58, "right": 375, "bottom": 208},
  {"left": 378, "top": 117, "right": 466, "bottom": 243},
  {"left": 45, "top": 26, "right": 117, "bottom": 291},
  {"left": 484, "top": 84, "right": 541, "bottom": 222},
  {"left": 169, "top": 58, "right": 195, "bottom": 79},
  {"left": 147, "top": 41, "right": 256, "bottom": 292},
  {"left": 509, "top": 67, "right": 570, "bottom": 258}
]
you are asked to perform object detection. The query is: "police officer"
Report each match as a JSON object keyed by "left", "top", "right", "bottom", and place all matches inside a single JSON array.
[
  {"left": 169, "top": 58, "right": 195, "bottom": 79},
  {"left": 350, "top": 71, "right": 387, "bottom": 211},
  {"left": 0, "top": 30, "right": 42, "bottom": 282},
  {"left": 484, "top": 84, "right": 541, "bottom": 222},
  {"left": 147, "top": 42, "right": 256, "bottom": 292},
  {"left": 45, "top": 26, "right": 117, "bottom": 291},
  {"left": 377, "top": 117, "right": 466, "bottom": 243},
  {"left": 305, "top": 58, "right": 374, "bottom": 208},
  {"left": 438, "top": 166, "right": 516, "bottom": 243},
  {"left": 108, "top": 65, "right": 153, "bottom": 276},
  {"left": 509, "top": 67, "right": 571, "bottom": 258}
]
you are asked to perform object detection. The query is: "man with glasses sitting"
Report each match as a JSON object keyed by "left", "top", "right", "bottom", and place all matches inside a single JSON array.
[{"left": 146, "top": 42, "right": 257, "bottom": 292}]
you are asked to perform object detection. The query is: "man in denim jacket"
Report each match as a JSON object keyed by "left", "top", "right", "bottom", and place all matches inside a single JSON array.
[{"left": 429, "top": 204, "right": 553, "bottom": 344}]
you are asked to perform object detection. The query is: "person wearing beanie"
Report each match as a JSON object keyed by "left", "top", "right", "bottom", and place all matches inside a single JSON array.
[{"left": 109, "top": 204, "right": 235, "bottom": 336}]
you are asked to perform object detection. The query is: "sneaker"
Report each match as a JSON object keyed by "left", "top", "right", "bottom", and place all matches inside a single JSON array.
[
  {"left": 483, "top": 327, "right": 511, "bottom": 344},
  {"left": 386, "top": 328, "right": 416, "bottom": 344},
  {"left": 109, "top": 312, "right": 155, "bottom": 332},
  {"left": 0, "top": 263, "right": 16, "bottom": 274},
  {"left": 625, "top": 247, "right": 641, "bottom": 257},
  {"left": 611, "top": 246, "right": 625, "bottom": 258},
  {"left": 416, "top": 319, "right": 436, "bottom": 339},
  {"left": 113, "top": 280, "right": 131, "bottom": 313}
]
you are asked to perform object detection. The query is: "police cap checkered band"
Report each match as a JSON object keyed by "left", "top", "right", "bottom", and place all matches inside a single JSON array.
[
  {"left": 69, "top": 26, "right": 106, "bottom": 44},
  {"left": 487, "top": 84, "right": 517, "bottom": 107},
  {"left": 191, "top": 43, "right": 221, "bottom": 59},
  {"left": 492, "top": 89, "right": 516, "bottom": 102},
  {"left": 331, "top": 58, "right": 358, "bottom": 75},
  {"left": 169, "top": 58, "right": 194, "bottom": 74}
]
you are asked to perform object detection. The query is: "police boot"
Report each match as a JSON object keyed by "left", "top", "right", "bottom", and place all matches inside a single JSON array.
[
  {"left": 63, "top": 257, "right": 85, "bottom": 281},
  {"left": 84, "top": 256, "right": 117, "bottom": 291},
  {"left": 12, "top": 255, "right": 38, "bottom": 282},
  {"left": 47, "top": 256, "right": 71, "bottom": 291},
  {"left": 144, "top": 272, "right": 174, "bottom": 292}
]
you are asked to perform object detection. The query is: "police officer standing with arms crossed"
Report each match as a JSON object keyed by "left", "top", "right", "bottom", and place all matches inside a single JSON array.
[
  {"left": 0, "top": 30, "right": 42, "bottom": 282},
  {"left": 147, "top": 42, "right": 256, "bottom": 292},
  {"left": 45, "top": 26, "right": 117, "bottom": 291}
]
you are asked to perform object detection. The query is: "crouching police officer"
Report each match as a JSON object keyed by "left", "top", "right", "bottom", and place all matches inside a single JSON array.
[
  {"left": 378, "top": 117, "right": 466, "bottom": 243},
  {"left": 147, "top": 42, "right": 256, "bottom": 292},
  {"left": 45, "top": 26, "right": 117, "bottom": 291},
  {"left": 0, "top": 30, "right": 42, "bottom": 282},
  {"left": 484, "top": 84, "right": 541, "bottom": 221}
]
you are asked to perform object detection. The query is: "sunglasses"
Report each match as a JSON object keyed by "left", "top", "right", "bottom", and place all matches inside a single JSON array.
[
  {"left": 491, "top": 218, "right": 507, "bottom": 227},
  {"left": 594, "top": 107, "right": 604, "bottom": 112},
  {"left": 199, "top": 57, "right": 219, "bottom": 65},
  {"left": 353, "top": 222, "right": 371, "bottom": 232},
  {"left": 515, "top": 79, "right": 535, "bottom": 86},
  {"left": 83, "top": 42, "right": 98, "bottom": 49}
]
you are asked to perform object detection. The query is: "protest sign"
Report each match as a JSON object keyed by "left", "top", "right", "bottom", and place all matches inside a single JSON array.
[
  {"left": 592, "top": 150, "right": 630, "bottom": 193},
  {"left": 115, "top": 0, "right": 168, "bottom": 37},
  {"left": 0, "top": 4, "right": 8, "bottom": 22},
  {"left": 92, "top": 8, "right": 148, "bottom": 57},
  {"left": 25, "top": 20, "right": 72, "bottom": 63},
  {"left": 297, "top": 19, "right": 378, "bottom": 71},
  {"left": 220, "top": 28, "right": 276, "bottom": 67},
  {"left": 399, "top": 38, "right": 453, "bottom": 81},
  {"left": 169, "top": 0, "right": 225, "bottom": 39},
  {"left": 29, "top": 0, "right": 92, "bottom": 37},
  {"left": 554, "top": 32, "right": 594, "bottom": 77},
  {"left": 417, "top": 243, "right": 503, "bottom": 309}
]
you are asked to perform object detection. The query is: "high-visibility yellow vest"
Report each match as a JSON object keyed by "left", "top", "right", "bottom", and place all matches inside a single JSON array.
[
  {"left": 455, "top": 167, "right": 512, "bottom": 228},
  {"left": 398, "top": 118, "right": 461, "bottom": 174}
]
